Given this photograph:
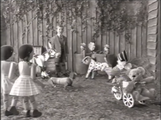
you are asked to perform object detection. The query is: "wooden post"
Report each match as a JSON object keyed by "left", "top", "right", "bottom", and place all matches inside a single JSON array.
[
  {"left": 156, "top": 0, "right": 161, "bottom": 103},
  {"left": 69, "top": 31, "right": 73, "bottom": 71}
]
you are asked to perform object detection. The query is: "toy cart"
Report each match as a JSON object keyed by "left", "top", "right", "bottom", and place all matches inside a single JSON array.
[
  {"left": 111, "top": 80, "right": 140, "bottom": 108},
  {"left": 111, "top": 78, "right": 157, "bottom": 108}
]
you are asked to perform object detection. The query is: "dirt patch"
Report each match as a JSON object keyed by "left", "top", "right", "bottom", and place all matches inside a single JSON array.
[{"left": 1, "top": 75, "right": 160, "bottom": 120}]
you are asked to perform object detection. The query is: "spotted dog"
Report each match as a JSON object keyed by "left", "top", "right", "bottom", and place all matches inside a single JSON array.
[{"left": 82, "top": 56, "right": 111, "bottom": 79}]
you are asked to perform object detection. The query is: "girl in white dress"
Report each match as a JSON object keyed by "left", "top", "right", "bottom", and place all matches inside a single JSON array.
[
  {"left": 9, "top": 44, "right": 45, "bottom": 118},
  {"left": 1, "top": 45, "right": 18, "bottom": 116}
]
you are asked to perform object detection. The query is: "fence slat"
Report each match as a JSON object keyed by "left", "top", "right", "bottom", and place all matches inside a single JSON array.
[
  {"left": 106, "top": 32, "right": 110, "bottom": 47},
  {"left": 115, "top": 33, "right": 120, "bottom": 55},
  {"left": 148, "top": 1, "right": 158, "bottom": 12},
  {"left": 137, "top": 26, "right": 142, "bottom": 57},
  {"left": 87, "top": 21, "right": 92, "bottom": 51},
  {"left": 69, "top": 31, "right": 73, "bottom": 71},
  {"left": 102, "top": 34, "right": 107, "bottom": 52},
  {"left": 82, "top": 24, "right": 87, "bottom": 52},
  {"left": 148, "top": 26, "right": 157, "bottom": 34},
  {"left": 43, "top": 18, "right": 47, "bottom": 48},
  {"left": 148, "top": 9, "right": 158, "bottom": 20},
  {"left": 33, "top": 11, "right": 38, "bottom": 46},
  {"left": 77, "top": 18, "right": 82, "bottom": 54},
  {"left": 125, "top": 30, "right": 131, "bottom": 60},
  {"left": 148, "top": 0, "right": 157, "bottom": 6},
  {"left": 109, "top": 32, "right": 115, "bottom": 54},
  {"left": 120, "top": 32, "right": 125, "bottom": 52},
  {"left": 38, "top": 21, "right": 43, "bottom": 46},
  {"left": 14, "top": 21, "right": 18, "bottom": 62},
  {"left": 142, "top": 26, "right": 147, "bottom": 57},
  {"left": 129, "top": 28, "right": 137, "bottom": 59},
  {"left": 148, "top": 18, "right": 157, "bottom": 27},
  {"left": 28, "top": 12, "right": 33, "bottom": 45}
]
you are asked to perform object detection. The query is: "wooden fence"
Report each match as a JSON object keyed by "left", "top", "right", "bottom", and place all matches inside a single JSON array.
[{"left": 2, "top": 0, "right": 147, "bottom": 72}]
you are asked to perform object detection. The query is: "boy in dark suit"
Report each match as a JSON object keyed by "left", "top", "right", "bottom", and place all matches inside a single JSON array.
[{"left": 49, "top": 25, "right": 68, "bottom": 77}]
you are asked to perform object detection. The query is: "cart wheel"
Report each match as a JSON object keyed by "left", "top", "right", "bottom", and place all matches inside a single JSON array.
[
  {"left": 123, "top": 93, "right": 134, "bottom": 108},
  {"left": 112, "top": 86, "right": 122, "bottom": 100}
]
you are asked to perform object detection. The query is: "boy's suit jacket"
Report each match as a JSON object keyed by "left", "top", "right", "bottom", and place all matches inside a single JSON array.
[{"left": 50, "top": 35, "right": 68, "bottom": 63}]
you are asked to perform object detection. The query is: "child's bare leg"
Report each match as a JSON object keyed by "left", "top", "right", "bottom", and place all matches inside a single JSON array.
[
  {"left": 22, "top": 96, "right": 30, "bottom": 117},
  {"left": 3, "top": 94, "right": 9, "bottom": 110},
  {"left": 85, "top": 71, "right": 90, "bottom": 79},
  {"left": 9, "top": 96, "right": 19, "bottom": 115},
  {"left": 29, "top": 96, "right": 37, "bottom": 111},
  {"left": 10, "top": 96, "right": 18, "bottom": 107},
  {"left": 29, "top": 95, "right": 42, "bottom": 117},
  {"left": 2, "top": 93, "right": 13, "bottom": 116},
  {"left": 91, "top": 71, "right": 95, "bottom": 79}
]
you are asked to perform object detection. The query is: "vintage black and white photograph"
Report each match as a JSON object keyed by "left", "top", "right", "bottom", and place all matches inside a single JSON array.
[{"left": 1, "top": 0, "right": 161, "bottom": 120}]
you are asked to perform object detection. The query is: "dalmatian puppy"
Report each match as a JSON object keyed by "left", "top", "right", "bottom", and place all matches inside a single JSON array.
[{"left": 82, "top": 56, "right": 111, "bottom": 79}]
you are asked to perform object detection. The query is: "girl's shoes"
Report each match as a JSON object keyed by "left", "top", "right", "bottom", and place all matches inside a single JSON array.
[
  {"left": 9, "top": 106, "right": 19, "bottom": 115},
  {"left": 26, "top": 110, "right": 31, "bottom": 117},
  {"left": 5, "top": 110, "right": 13, "bottom": 116},
  {"left": 7, "top": 107, "right": 41, "bottom": 118},
  {"left": 32, "top": 109, "right": 42, "bottom": 118},
  {"left": 25, "top": 109, "right": 42, "bottom": 118}
]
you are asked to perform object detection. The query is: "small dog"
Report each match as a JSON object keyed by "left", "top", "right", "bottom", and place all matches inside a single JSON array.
[
  {"left": 82, "top": 56, "right": 111, "bottom": 79},
  {"left": 48, "top": 72, "right": 77, "bottom": 90}
]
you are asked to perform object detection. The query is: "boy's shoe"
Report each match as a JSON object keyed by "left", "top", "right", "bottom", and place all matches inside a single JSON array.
[
  {"left": 32, "top": 109, "right": 42, "bottom": 118},
  {"left": 9, "top": 106, "right": 19, "bottom": 115},
  {"left": 5, "top": 110, "right": 13, "bottom": 116}
]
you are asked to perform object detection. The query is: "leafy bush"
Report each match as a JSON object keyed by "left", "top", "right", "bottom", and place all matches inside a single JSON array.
[{"left": 1, "top": 0, "right": 147, "bottom": 43}]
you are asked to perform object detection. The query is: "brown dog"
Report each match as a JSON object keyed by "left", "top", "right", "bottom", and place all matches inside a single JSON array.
[{"left": 48, "top": 72, "right": 77, "bottom": 90}]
